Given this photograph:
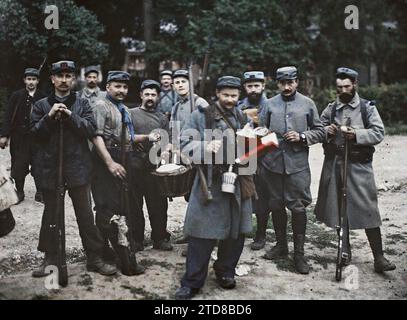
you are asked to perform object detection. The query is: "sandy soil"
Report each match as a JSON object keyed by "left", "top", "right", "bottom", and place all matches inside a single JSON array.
[{"left": 0, "top": 136, "right": 406, "bottom": 300}]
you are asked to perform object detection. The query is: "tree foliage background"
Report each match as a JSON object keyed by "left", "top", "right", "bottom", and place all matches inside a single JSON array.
[{"left": 0, "top": 0, "right": 406, "bottom": 97}]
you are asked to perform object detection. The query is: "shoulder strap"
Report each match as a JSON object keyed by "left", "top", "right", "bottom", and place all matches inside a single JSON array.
[
  {"left": 214, "top": 104, "right": 237, "bottom": 133},
  {"left": 203, "top": 104, "right": 215, "bottom": 130},
  {"left": 359, "top": 99, "right": 369, "bottom": 129},
  {"left": 330, "top": 101, "right": 337, "bottom": 124}
]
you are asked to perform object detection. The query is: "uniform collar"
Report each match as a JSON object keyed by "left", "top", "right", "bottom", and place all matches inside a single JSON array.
[
  {"left": 281, "top": 91, "right": 297, "bottom": 102},
  {"left": 179, "top": 93, "right": 195, "bottom": 104},
  {"left": 83, "top": 86, "right": 100, "bottom": 98},
  {"left": 336, "top": 92, "right": 360, "bottom": 110}
]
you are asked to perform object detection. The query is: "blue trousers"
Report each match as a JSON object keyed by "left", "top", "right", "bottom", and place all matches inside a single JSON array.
[{"left": 181, "top": 235, "right": 245, "bottom": 289}]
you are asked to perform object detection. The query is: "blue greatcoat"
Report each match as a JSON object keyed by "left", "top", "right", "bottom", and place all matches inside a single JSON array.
[{"left": 180, "top": 103, "right": 253, "bottom": 240}]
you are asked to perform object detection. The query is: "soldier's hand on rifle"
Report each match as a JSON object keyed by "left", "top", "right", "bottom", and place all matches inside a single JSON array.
[
  {"left": 49, "top": 103, "right": 71, "bottom": 120},
  {"left": 107, "top": 161, "right": 126, "bottom": 179},
  {"left": 206, "top": 140, "right": 222, "bottom": 153},
  {"left": 341, "top": 126, "right": 356, "bottom": 141},
  {"left": 327, "top": 124, "right": 338, "bottom": 136},
  {"left": 0, "top": 137, "right": 9, "bottom": 149},
  {"left": 284, "top": 131, "right": 300, "bottom": 142},
  {"left": 58, "top": 104, "right": 72, "bottom": 118}
]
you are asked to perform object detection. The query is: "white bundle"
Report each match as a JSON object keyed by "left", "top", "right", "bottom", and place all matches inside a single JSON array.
[{"left": 0, "top": 165, "right": 19, "bottom": 211}]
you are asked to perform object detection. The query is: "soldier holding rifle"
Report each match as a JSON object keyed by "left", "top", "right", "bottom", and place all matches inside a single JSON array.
[
  {"left": 91, "top": 71, "right": 145, "bottom": 276},
  {"left": 315, "top": 67, "right": 396, "bottom": 274},
  {"left": 30, "top": 60, "right": 116, "bottom": 279}
]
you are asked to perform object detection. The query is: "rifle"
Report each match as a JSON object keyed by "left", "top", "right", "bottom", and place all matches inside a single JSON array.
[
  {"left": 56, "top": 119, "right": 68, "bottom": 287},
  {"left": 188, "top": 61, "right": 213, "bottom": 204},
  {"left": 119, "top": 109, "right": 139, "bottom": 275},
  {"left": 198, "top": 37, "right": 212, "bottom": 98},
  {"left": 335, "top": 118, "right": 351, "bottom": 281}
]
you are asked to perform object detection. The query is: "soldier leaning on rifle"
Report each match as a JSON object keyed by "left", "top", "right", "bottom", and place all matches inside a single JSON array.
[
  {"left": 91, "top": 71, "right": 149, "bottom": 276},
  {"left": 156, "top": 70, "right": 178, "bottom": 120},
  {"left": 175, "top": 76, "right": 253, "bottom": 300},
  {"left": 0, "top": 68, "right": 46, "bottom": 203},
  {"left": 77, "top": 65, "right": 106, "bottom": 108},
  {"left": 128, "top": 80, "right": 173, "bottom": 252},
  {"left": 314, "top": 67, "right": 396, "bottom": 273},
  {"left": 30, "top": 60, "right": 116, "bottom": 277},
  {"left": 258, "top": 66, "right": 325, "bottom": 274}
]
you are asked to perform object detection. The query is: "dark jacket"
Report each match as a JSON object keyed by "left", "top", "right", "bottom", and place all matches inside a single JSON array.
[
  {"left": 30, "top": 92, "right": 96, "bottom": 190},
  {"left": 0, "top": 88, "right": 46, "bottom": 137}
]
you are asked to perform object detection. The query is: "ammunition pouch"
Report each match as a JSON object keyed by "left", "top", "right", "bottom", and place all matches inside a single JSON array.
[{"left": 323, "top": 143, "right": 375, "bottom": 164}]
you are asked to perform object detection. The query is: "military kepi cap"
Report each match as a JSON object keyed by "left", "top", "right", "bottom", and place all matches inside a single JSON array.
[
  {"left": 172, "top": 69, "right": 189, "bottom": 80},
  {"left": 160, "top": 70, "right": 173, "bottom": 77},
  {"left": 84, "top": 65, "right": 100, "bottom": 76},
  {"left": 107, "top": 71, "right": 130, "bottom": 83},
  {"left": 336, "top": 67, "right": 358, "bottom": 81},
  {"left": 51, "top": 60, "right": 75, "bottom": 74},
  {"left": 276, "top": 66, "right": 298, "bottom": 81},
  {"left": 216, "top": 76, "right": 241, "bottom": 89},
  {"left": 141, "top": 79, "right": 161, "bottom": 92},
  {"left": 243, "top": 71, "right": 265, "bottom": 83},
  {"left": 24, "top": 68, "right": 40, "bottom": 77}
]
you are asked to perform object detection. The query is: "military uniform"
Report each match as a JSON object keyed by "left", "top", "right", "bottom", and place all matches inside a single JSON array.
[
  {"left": 258, "top": 66, "right": 325, "bottom": 274},
  {"left": 175, "top": 76, "right": 252, "bottom": 300},
  {"left": 314, "top": 67, "right": 396, "bottom": 273},
  {"left": 91, "top": 70, "right": 144, "bottom": 275},
  {"left": 237, "top": 71, "right": 268, "bottom": 126},
  {"left": 129, "top": 80, "right": 172, "bottom": 250},
  {"left": 30, "top": 61, "right": 115, "bottom": 277},
  {"left": 237, "top": 71, "right": 269, "bottom": 250},
  {"left": 0, "top": 68, "right": 46, "bottom": 202},
  {"left": 170, "top": 69, "right": 209, "bottom": 144},
  {"left": 78, "top": 66, "right": 106, "bottom": 108}
]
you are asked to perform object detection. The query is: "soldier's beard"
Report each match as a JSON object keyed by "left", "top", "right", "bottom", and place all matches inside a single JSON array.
[
  {"left": 144, "top": 100, "right": 156, "bottom": 109},
  {"left": 338, "top": 88, "right": 356, "bottom": 104},
  {"left": 248, "top": 92, "right": 262, "bottom": 104}
]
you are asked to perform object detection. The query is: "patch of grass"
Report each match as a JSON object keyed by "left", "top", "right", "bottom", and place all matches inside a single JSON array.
[
  {"left": 388, "top": 224, "right": 401, "bottom": 229},
  {"left": 386, "top": 233, "right": 406, "bottom": 242},
  {"left": 385, "top": 123, "right": 407, "bottom": 135},
  {"left": 139, "top": 258, "right": 174, "bottom": 269},
  {"left": 383, "top": 248, "right": 398, "bottom": 256},
  {"left": 78, "top": 273, "right": 93, "bottom": 287},
  {"left": 121, "top": 285, "right": 166, "bottom": 300},
  {"left": 308, "top": 254, "right": 336, "bottom": 270},
  {"left": 273, "top": 258, "right": 296, "bottom": 273}
]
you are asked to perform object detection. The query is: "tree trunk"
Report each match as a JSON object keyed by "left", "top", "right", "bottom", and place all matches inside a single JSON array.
[{"left": 143, "top": 0, "right": 158, "bottom": 79}]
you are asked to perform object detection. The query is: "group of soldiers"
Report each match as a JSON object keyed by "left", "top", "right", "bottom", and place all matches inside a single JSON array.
[{"left": 0, "top": 60, "right": 396, "bottom": 300}]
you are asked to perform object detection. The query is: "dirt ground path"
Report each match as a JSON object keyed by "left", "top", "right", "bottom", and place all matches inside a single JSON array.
[{"left": 0, "top": 136, "right": 406, "bottom": 300}]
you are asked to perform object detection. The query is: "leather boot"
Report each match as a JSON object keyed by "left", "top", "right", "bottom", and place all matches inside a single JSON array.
[
  {"left": 32, "top": 253, "right": 57, "bottom": 277},
  {"left": 366, "top": 228, "right": 396, "bottom": 273},
  {"left": 115, "top": 245, "right": 145, "bottom": 276},
  {"left": 251, "top": 214, "right": 268, "bottom": 250},
  {"left": 87, "top": 254, "right": 117, "bottom": 276},
  {"left": 293, "top": 234, "right": 310, "bottom": 274},
  {"left": 263, "top": 228, "right": 288, "bottom": 260}
]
